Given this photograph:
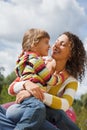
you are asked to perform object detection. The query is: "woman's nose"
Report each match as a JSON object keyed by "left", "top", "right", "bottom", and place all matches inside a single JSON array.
[
  {"left": 48, "top": 44, "right": 51, "bottom": 48},
  {"left": 55, "top": 42, "right": 60, "bottom": 48}
]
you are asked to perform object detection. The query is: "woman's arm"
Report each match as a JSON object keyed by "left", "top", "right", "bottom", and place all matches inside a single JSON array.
[
  {"left": 15, "top": 80, "right": 78, "bottom": 111},
  {"left": 43, "top": 81, "right": 78, "bottom": 111},
  {"left": 15, "top": 89, "right": 31, "bottom": 103},
  {"left": 8, "top": 74, "right": 78, "bottom": 112}
]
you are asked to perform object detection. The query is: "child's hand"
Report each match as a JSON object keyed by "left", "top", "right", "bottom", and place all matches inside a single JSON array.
[
  {"left": 44, "top": 57, "right": 53, "bottom": 65},
  {"left": 46, "top": 59, "right": 56, "bottom": 74}
]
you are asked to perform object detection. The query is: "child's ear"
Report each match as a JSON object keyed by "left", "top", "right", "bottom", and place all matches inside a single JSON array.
[
  {"left": 34, "top": 41, "right": 39, "bottom": 47},
  {"left": 34, "top": 39, "right": 40, "bottom": 46}
]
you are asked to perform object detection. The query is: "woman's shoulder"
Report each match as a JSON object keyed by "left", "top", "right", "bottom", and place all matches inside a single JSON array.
[
  {"left": 58, "top": 76, "right": 78, "bottom": 95},
  {"left": 64, "top": 76, "right": 78, "bottom": 84},
  {"left": 62, "top": 76, "right": 78, "bottom": 87},
  {"left": 64, "top": 76, "right": 78, "bottom": 86}
]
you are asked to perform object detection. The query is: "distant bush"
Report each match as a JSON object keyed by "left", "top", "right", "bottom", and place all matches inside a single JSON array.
[
  {"left": 73, "top": 98, "right": 87, "bottom": 130},
  {"left": 0, "top": 85, "right": 15, "bottom": 104}
]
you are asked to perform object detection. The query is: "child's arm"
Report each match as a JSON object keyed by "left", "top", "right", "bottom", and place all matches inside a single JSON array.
[
  {"left": 8, "top": 57, "right": 65, "bottom": 96},
  {"left": 16, "top": 56, "right": 63, "bottom": 86},
  {"left": 33, "top": 57, "right": 65, "bottom": 86},
  {"left": 8, "top": 77, "right": 25, "bottom": 96}
]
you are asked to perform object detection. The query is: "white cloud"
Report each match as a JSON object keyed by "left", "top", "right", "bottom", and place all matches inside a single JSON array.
[
  {"left": 0, "top": 40, "right": 21, "bottom": 76},
  {"left": 0, "top": 0, "right": 87, "bottom": 42},
  {"left": 84, "top": 37, "right": 87, "bottom": 50},
  {"left": 0, "top": 0, "right": 87, "bottom": 97},
  {"left": 75, "top": 86, "right": 87, "bottom": 99}
]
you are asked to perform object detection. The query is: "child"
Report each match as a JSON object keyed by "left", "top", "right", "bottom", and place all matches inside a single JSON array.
[{"left": 6, "top": 28, "right": 66, "bottom": 130}]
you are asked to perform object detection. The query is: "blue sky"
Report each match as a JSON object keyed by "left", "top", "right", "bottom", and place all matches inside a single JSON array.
[{"left": 0, "top": 0, "right": 87, "bottom": 98}]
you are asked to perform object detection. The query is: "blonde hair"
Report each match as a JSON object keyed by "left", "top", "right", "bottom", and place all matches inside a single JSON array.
[{"left": 22, "top": 28, "right": 50, "bottom": 51}]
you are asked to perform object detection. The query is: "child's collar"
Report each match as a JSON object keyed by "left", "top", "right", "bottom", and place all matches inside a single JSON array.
[{"left": 24, "top": 51, "right": 40, "bottom": 56}]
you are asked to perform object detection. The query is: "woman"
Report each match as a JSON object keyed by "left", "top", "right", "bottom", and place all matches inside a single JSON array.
[{"left": 0, "top": 32, "right": 87, "bottom": 130}]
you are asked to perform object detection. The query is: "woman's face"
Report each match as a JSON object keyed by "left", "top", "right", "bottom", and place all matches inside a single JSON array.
[{"left": 51, "top": 34, "right": 71, "bottom": 61}]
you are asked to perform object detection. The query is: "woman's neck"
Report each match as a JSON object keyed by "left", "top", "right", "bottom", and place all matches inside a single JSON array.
[{"left": 55, "top": 60, "right": 66, "bottom": 73}]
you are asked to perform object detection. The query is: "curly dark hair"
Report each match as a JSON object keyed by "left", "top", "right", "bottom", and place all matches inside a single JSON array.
[{"left": 62, "top": 32, "right": 87, "bottom": 82}]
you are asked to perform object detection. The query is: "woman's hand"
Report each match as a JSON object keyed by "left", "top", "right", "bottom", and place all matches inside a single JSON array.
[
  {"left": 24, "top": 80, "right": 45, "bottom": 101},
  {"left": 16, "top": 90, "right": 31, "bottom": 104}
]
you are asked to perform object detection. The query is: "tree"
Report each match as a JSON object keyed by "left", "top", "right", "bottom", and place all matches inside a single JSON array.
[
  {"left": 0, "top": 70, "right": 16, "bottom": 104},
  {"left": 0, "top": 67, "right": 5, "bottom": 93},
  {"left": 0, "top": 67, "right": 5, "bottom": 75},
  {"left": 4, "top": 71, "right": 16, "bottom": 85},
  {"left": 81, "top": 93, "right": 87, "bottom": 108}
]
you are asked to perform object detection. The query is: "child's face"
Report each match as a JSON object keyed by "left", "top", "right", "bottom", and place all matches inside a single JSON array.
[{"left": 35, "top": 38, "right": 50, "bottom": 56}]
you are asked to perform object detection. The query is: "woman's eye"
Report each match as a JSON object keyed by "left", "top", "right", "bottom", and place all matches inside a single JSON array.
[
  {"left": 61, "top": 41, "right": 68, "bottom": 47},
  {"left": 60, "top": 42, "right": 65, "bottom": 46},
  {"left": 62, "top": 43, "right": 66, "bottom": 46}
]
